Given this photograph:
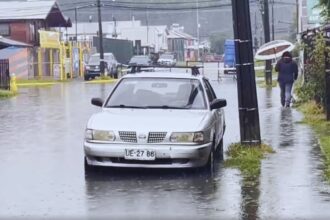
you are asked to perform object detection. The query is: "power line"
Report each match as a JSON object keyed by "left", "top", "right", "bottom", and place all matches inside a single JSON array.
[{"left": 0, "top": 2, "right": 237, "bottom": 18}]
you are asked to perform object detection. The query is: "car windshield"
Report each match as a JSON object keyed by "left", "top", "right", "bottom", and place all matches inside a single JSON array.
[
  {"left": 105, "top": 78, "right": 207, "bottom": 109},
  {"left": 88, "top": 55, "right": 112, "bottom": 64}
]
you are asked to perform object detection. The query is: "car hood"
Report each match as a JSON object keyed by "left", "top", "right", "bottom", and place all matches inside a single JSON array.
[{"left": 87, "top": 109, "right": 210, "bottom": 132}]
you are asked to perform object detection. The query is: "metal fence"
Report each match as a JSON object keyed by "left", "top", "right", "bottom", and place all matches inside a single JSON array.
[{"left": 0, "top": 59, "right": 10, "bottom": 90}]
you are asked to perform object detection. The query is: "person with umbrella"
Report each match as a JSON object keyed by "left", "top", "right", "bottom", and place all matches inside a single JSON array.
[{"left": 275, "top": 51, "right": 298, "bottom": 108}]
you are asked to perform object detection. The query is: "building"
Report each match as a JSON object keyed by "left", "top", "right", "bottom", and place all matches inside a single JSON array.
[
  {"left": 0, "top": 36, "right": 32, "bottom": 78},
  {"left": 65, "top": 20, "right": 168, "bottom": 53},
  {"left": 0, "top": 0, "right": 71, "bottom": 79},
  {"left": 167, "top": 24, "right": 199, "bottom": 62},
  {"left": 298, "top": 0, "right": 323, "bottom": 33},
  {"left": 0, "top": 0, "right": 70, "bottom": 46}
]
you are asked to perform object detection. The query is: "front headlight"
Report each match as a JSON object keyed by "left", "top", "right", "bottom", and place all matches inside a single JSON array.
[
  {"left": 170, "top": 132, "right": 204, "bottom": 143},
  {"left": 85, "top": 66, "right": 91, "bottom": 70},
  {"left": 85, "top": 129, "right": 116, "bottom": 142}
]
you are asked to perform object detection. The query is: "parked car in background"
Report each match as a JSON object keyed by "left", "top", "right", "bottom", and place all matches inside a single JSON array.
[
  {"left": 84, "top": 71, "right": 227, "bottom": 171},
  {"left": 157, "top": 53, "right": 176, "bottom": 66},
  {"left": 84, "top": 53, "right": 118, "bottom": 80},
  {"left": 128, "top": 55, "right": 152, "bottom": 66},
  {"left": 128, "top": 55, "right": 153, "bottom": 73}
]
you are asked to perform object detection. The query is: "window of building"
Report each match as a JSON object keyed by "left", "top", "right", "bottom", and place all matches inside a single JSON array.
[{"left": 0, "top": 23, "right": 10, "bottom": 36}]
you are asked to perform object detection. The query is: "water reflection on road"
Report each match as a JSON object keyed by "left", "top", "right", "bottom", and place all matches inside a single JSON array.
[{"left": 0, "top": 77, "right": 330, "bottom": 219}]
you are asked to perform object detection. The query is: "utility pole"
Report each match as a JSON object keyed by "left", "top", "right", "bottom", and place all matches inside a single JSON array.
[
  {"left": 262, "top": 0, "right": 272, "bottom": 85},
  {"left": 296, "top": 0, "right": 299, "bottom": 35},
  {"left": 196, "top": 0, "right": 200, "bottom": 61},
  {"left": 146, "top": 9, "right": 149, "bottom": 53},
  {"left": 231, "top": 0, "right": 261, "bottom": 145},
  {"left": 75, "top": 7, "right": 78, "bottom": 42},
  {"left": 97, "top": 0, "right": 105, "bottom": 75},
  {"left": 271, "top": 0, "right": 275, "bottom": 40}
]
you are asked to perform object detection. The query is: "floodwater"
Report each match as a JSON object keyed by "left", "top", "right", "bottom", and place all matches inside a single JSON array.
[{"left": 0, "top": 70, "right": 330, "bottom": 219}]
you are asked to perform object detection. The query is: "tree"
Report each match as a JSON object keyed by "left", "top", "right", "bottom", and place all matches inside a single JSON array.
[
  {"left": 209, "top": 32, "right": 232, "bottom": 54},
  {"left": 319, "top": 0, "right": 330, "bottom": 19}
]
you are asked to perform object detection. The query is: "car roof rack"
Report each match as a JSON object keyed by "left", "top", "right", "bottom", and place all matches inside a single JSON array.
[{"left": 127, "top": 65, "right": 203, "bottom": 76}]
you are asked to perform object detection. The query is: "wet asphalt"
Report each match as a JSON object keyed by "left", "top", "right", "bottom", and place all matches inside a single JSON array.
[{"left": 1, "top": 68, "right": 330, "bottom": 219}]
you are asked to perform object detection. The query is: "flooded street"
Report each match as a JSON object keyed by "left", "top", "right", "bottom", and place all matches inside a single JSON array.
[{"left": 1, "top": 75, "right": 330, "bottom": 219}]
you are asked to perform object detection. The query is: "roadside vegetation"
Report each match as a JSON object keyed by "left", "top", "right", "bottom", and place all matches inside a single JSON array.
[
  {"left": 294, "top": 33, "right": 330, "bottom": 180},
  {"left": 297, "top": 101, "right": 330, "bottom": 179},
  {"left": 224, "top": 143, "right": 275, "bottom": 177},
  {"left": 0, "top": 89, "right": 16, "bottom": 99},
  {"left": 254, "top": 60, "right": 278, "bottom": 88}
]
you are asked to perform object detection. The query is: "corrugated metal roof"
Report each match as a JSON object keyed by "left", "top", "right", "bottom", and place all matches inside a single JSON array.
[
  {"left": 0, "top": 1, "right": 56, "bottom": 20},
  {"left": 0, "top": 36, "right": 32, "bottom": 48}
]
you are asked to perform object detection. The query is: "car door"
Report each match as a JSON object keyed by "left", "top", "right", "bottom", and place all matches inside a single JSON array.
[{"left": 203, "top": 79, "right": 224, "bottom": 147}]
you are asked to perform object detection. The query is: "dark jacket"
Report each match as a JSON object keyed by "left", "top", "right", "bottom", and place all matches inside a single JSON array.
[{"left": 275, "top": 57, "right": 298, "bottom": 84}]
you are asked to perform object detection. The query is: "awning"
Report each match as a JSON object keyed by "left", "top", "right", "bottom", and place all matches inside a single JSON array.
[{"left": 0, "top": 36, "right": 32, "bottom": 49}]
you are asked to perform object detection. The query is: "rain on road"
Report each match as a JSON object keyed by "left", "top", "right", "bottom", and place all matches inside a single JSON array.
[{"left": 1, "top": 70, "right": 330, "bottom": 219}]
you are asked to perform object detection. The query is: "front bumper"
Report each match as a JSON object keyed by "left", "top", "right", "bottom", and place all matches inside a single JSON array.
[
  {"left": 85, "top": 71, "right": 101, "bottom": 76},
  {"left": 84, "top": 142, "right": 212, "bottom": 168}
]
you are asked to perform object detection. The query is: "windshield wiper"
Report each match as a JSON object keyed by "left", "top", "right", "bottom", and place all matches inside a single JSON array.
[
  {"left": 108, "top": 104, "right": 146, "bottom": 109},
  {"left": 145, "top": 105, "right": 189, "bottom": 109}
]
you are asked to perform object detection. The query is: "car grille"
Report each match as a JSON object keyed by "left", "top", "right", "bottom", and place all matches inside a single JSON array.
[
  {"left": 119, "top": 131, "right": 137, "bottom": 143},
  {"left": 148, "top": 132, "right": 167, "bottom": 143}
]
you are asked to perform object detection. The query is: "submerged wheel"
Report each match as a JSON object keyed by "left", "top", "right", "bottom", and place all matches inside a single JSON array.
[
  {"left": 216, "top": 138, "right": 224, "bottom": 161},
  {"left": 204, "top": 144, "right": 215, "bottom": 173}
]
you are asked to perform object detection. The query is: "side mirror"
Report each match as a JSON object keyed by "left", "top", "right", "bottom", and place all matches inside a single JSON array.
[
  {"left": 91, "top": 98, "right": 104, "bottom": 107},
  {"left": 210, "top": 99, "right": 227, "bottom": 110}
]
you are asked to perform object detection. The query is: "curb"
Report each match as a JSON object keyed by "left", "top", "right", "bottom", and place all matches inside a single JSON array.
[
  {"left": 17, "top": 82, "right": 58, "bottom": 87},
  {"left": 85, "top": 79, "right": 118, "bottom": 84}
]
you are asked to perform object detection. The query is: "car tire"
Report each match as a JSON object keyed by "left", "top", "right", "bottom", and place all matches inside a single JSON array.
[
  {"left": 84, "top": 76, "right": 89, "bottom": 81},
  {"left": 204, "top": 143, "right": 215, "bottom": 173},
  {"left": 216, "top": 137, "right": 224, "bottom": 161}
]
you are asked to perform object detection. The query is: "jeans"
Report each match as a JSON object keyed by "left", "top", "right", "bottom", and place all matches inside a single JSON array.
[{"left": 279, "top": 82, "right": 293, "bottom": 107}]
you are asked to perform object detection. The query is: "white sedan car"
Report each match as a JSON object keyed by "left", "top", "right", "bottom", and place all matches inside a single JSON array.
[{"left": 84, "top": 71, "right": 226, "bottom": 171}]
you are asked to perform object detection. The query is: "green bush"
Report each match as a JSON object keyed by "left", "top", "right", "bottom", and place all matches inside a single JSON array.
[
  {"left": 0, "top": 89, "right": 16, "bottom": 99},
  {"left": 225, "top": 143, "right": 275, "bottom": 177},
  {"left": 296, "top": 33, "right": 328, "bottom": 105}
]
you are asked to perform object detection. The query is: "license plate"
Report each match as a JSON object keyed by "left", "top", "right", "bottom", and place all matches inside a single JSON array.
[{"left": 124, "top": 149, "right": 156, "bottom": 161}]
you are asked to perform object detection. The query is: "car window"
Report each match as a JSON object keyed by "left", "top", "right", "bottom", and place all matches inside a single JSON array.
[
  {"left": 204, "top": 79, "right": 217, "bottom": 100},
  {"left": 105, "top": 78, "right": 207, "bottom": 109},
  {"left": 203, "top": 79, "right": 216, "bottom": 102},
  {"left": 88, "top": 55, "right": 100, "bottom": 63}
]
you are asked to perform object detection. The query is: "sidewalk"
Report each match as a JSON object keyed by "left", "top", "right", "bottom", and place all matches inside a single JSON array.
[{"left": 256, "top": 87, "right": 330, "bottom": 219}]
